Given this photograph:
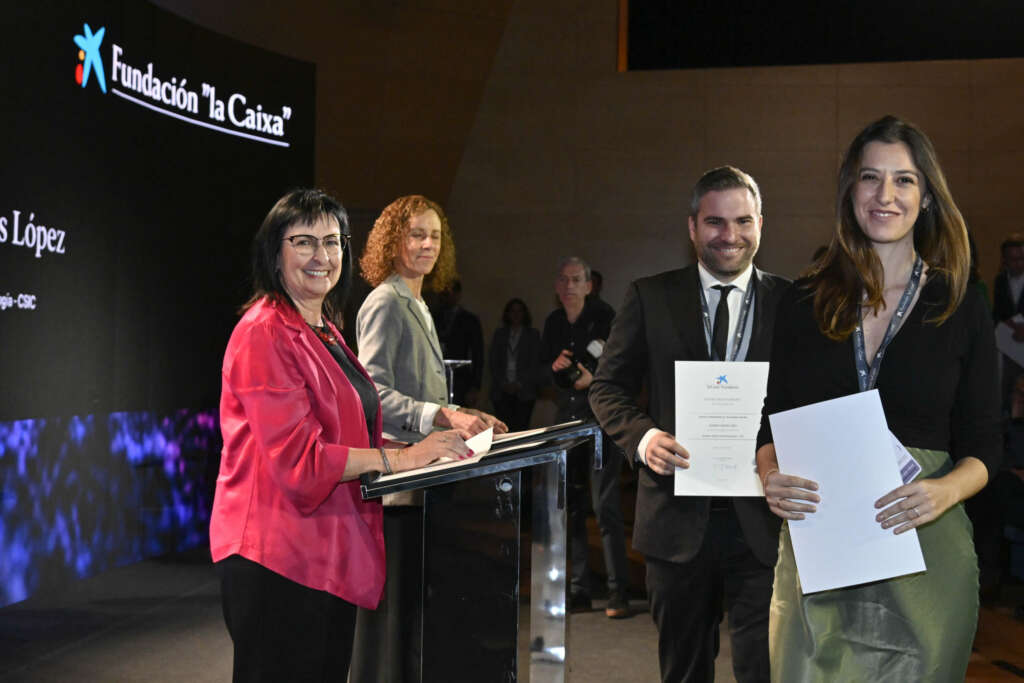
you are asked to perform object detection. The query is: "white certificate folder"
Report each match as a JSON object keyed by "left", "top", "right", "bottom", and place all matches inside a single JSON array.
[
  {"left": 673, "top": 361, "right": 769, "bottom": 497},
  {"left": 768, "top": 390, "right": 926, "bottom": 594}
]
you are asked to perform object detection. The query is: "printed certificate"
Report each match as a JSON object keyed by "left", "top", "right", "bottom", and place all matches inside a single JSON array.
[{"left": 673, "top": 361, "right": 769, "bottom": 496}]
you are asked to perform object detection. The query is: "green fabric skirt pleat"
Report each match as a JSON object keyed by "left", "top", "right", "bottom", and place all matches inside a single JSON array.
[{"left": 770, "top": 448, "right": 978, "bottom": 682}]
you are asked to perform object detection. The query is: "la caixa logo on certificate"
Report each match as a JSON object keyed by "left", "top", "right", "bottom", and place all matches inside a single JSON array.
[{"left": 706, "top": 374, "right": 739, "bottom": 391}]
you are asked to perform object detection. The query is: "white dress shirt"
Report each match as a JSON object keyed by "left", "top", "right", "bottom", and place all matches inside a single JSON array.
[{"left": 637, "top": 263, "right": 757, "bottom": 465}]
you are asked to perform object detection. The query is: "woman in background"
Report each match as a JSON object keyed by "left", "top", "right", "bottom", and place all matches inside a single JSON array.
[
  {"left": 489, "top": 297, "right": 542, "bottom": 431},
  {"left": 755, "top": 116, "right": 1000, "bottom": 680},
  {"left": 209, "top": 189, "right": 467, "bottom": 682},
  {"left": 350, "top": 194, "right": 506, "bottom": 682}
]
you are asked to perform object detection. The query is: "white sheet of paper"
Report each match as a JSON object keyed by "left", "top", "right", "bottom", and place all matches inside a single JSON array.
[
  {"left": 674, "top": 361, "right": 769, "bottom": 496},
  {"left": 374, "top": 428, "right": 493, "bottom": 483},
  {"left": 768, "top": 390, "right": 925, "bottom": 594},
  {"left": 464, "top": 427, "right": 494, "bottom": 455},
  {"left": 995, "top": 322, "right": 1024, "bottom": 368}
]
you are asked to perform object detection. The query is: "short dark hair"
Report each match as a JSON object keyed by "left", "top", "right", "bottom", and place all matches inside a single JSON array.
[
  {"left": 1001, "top": 233, "right": 1024, "bottom": 255},
  {"left": 501, "top": 297, "right": 532, "bottom": 327},
  {"left": 689, "top": 166, "right": 762, "bottom": 217},
  {"left": 243, "top": 188, "right": 351, "bottom": 325}
]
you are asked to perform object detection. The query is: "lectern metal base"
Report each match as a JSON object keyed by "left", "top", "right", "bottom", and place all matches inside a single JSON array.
[{"left": 422, "top": 451, "right": 568, "bottom": 683}]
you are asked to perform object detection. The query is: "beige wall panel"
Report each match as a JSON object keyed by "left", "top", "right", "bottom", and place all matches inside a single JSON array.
[
  {"left": 710, "top": 64, "right": 838, "bottom": 87},
  {"left": 489, "top": 12, "right": 582, "bottom": 76},
  {"left": 969, "top": 86, "right": 1024, "bottom": 151},
  {"left": 704, "top": 85, "right": 838, "bottom": 153},
  {"left": 837, "top": 60, "right": 970, "bottom": 86},
  {"left": 836, "top": 86, "right": 972, "bottom": 153},
  {"left": 574, "top": 78, "right": 707, "bottom": 154},
  {"left": 576, "top": 10, "right": 621, "bottom": 75},
  {"left": 571, "top": 149, "right": 700, "bottom": 214},
  {"left": 970, "top": 58, "right": 1024, "bottom": 86},
  {"left": 962, "top": 150, "right": 1024, "bottom": 285},
  {"left": 752, "top": 150, "right": 839, "bottom": 219},
  {"left": 453, "top": 142, "right": 577, "bottom": 211},
  {"left": 470, "top": 77, "right": 579, "bottom": 148},
  {"left": 379, "top": 11, "right": 506, "bottom": 81},
  {"left": 757, "top": 213, "right": 836, "bottom": 280}
]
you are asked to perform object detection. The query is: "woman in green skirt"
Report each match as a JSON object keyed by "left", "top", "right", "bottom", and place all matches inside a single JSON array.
[{"left": 754, "top": 115, "right": 1001, "bottom": 681}]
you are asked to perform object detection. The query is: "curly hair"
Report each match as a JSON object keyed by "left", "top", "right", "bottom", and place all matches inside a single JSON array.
[{"left": 359, "top": 195, "right": 457, "bottom": 291}]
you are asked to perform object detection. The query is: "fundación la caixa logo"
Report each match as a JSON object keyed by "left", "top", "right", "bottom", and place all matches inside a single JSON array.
[
  {"left": 74, "top": 23, "right": 107, "bottom": 93},
  {"left": 68, "top": 19, "right": 292, "bottom": 147}
]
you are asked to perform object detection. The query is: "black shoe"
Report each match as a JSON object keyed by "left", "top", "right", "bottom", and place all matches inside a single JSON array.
[
  {"left": 569, "top": 591, "right": 592, "bottom": 613},
  {"left": 605, "top": 590, "right": 630, "bottom": 619}
]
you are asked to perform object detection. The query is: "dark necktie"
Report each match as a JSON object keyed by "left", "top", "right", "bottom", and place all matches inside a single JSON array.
[{"left": 711, "top": 285, "right": 735, "bottom": 361}]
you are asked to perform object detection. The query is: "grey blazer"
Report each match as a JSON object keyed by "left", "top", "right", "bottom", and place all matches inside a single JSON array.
[{"left": 356, "top": 273, "right": 449, "bottom": 445}]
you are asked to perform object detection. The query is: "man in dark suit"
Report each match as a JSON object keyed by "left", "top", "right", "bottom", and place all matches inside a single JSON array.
[
  {"left": 994, "top": 235, "right": 1024, "bottom": 324},
  {"left": 589, "top": 166, "right": 789, "bottom": 682},
  {"left": 431, "top": 279, "right": 485, "bottom": 406},
  {"left": 993, "top": 234, "right": 1024, "bottom": 408}
]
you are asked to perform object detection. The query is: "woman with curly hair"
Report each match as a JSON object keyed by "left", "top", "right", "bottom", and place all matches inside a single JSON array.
[
  {"left": 350, "top": 195, "right": 506, "bottom": 682},
  {"left": 209, "top": 189, "right": 468, "bottom": 681},
  {"left": 755, "top": 116, "right": 1000, "bottom": 680}
]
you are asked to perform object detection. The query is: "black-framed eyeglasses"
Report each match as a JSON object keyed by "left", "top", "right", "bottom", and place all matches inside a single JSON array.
[{"left": 282, "top": 233, "right": 350, "bottom": 256}]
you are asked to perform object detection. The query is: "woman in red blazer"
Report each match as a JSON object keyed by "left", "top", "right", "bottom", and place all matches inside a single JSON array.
[{"left": 209, "top": 189, "right": 469, "bottom": 682}]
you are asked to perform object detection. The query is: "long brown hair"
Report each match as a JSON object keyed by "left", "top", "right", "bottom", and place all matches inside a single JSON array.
[{"left": 805, "top": 115, "right": 969, "bottom": 339}]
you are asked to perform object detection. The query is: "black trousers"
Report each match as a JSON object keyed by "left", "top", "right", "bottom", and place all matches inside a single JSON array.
[
  {"left": 492, "top": 393, "right": 535, "bottom": 432},
  {"left": 217, "top": 554, "right": 357, "bottom": 683},
  {"left": 350, "top": 506, "right": 423, "bottom": 683},
  {"left": 568, "top": 438, "right": 629, "bottom": 597},
  {"left": 645, "top": 505, "right": 772, "bottom": 683}
]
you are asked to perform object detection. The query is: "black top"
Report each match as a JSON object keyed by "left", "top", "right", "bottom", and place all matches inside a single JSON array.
[
  {"left": 431, "top": 304, "right": 485, "bottom": 404},
  {"left": 992, "top": 270, "right": 1024, "bottom": 323},
  {"left": 311, "top": 326, "right": 379, "bottom": 438},
  {"left": 757, "top": 275, "right": 1002, "bottom": 475},
  {"left": 542, "top": 300, "right": 614, "bottom": 421}
]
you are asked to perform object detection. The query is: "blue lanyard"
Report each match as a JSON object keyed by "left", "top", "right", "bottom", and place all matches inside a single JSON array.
[
  {"left": 853, "top": 255, "right": 924, "bottom": 392},
  {"left": 698, "top": 271, "right": 756, "bottom": 362}
]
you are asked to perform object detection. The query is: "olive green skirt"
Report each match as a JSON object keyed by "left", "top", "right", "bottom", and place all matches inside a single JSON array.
[{"left": 770, "top": 448, "right": 978, "bottom": 682}]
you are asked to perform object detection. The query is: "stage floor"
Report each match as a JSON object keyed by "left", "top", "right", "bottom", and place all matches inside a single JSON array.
[{"left": 0, "top": 544, "right": 1021, "bottom": 682}]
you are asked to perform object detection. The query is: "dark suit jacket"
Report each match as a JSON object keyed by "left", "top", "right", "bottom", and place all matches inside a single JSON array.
[
  {"left": 488, "top": 326, "right": 542, "bottom": 403},
  {"left": 992, "top": 270, "right": 1024, "bottom": 323},
  {"left": 432, "top": 305, "right": 485, "bottom": 404},
  {"left": 589, "top": 264, "right": 789, "bottom": 566}
]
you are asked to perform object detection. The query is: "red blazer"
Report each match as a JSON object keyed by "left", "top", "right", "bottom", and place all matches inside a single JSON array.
[{"left": 209, "top": 297, "right": 385, "bottom": 608}]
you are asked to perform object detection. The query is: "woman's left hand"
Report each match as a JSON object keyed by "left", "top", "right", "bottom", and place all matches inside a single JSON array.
[{"left": 874, "top": 479, "right": 959, "bottom": 534}]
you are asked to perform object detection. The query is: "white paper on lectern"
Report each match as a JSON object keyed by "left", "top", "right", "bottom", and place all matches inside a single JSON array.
[
  {"left": 674, "top": 361, "right": 769, "bottom": 496},
  {"left": 768, "top": 390, "right": 925, "bottom": 594}
]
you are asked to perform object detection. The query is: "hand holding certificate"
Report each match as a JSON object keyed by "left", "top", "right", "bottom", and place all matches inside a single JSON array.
[
  {"left": 767, "top": 390, "right": 925, "bottom": 593},
  {"left": 673, "top": 361, "right": 769, "bottom": 496}
]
